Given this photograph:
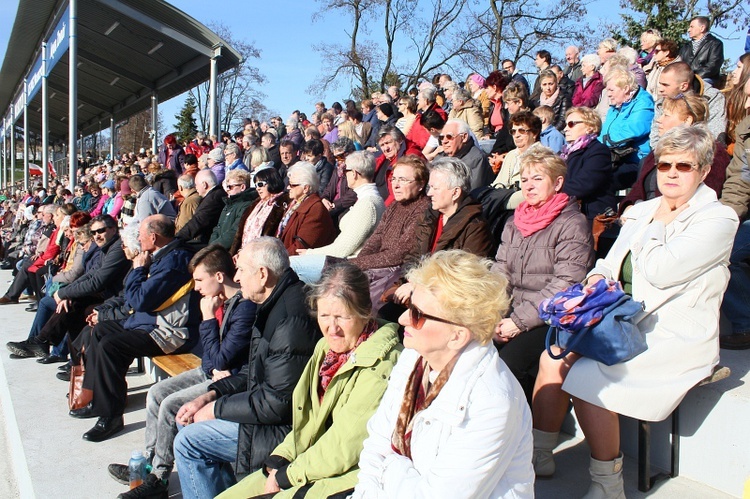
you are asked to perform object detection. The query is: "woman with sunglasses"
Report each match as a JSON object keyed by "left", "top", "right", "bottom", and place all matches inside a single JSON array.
[
  {"left": 217, "top": 263, "right": 401, "bottom": 499},
  {"left": 491, "top": 111, "right": 542, "bottom": 209},
  {"left": 531, "top": 125, "right": 737, "bottom": 498},
  {"left": 560, "top": 107, "right": 616, "bottom": 220},
  {"left": 352, "top": 250, "right": 534, "bottom": 498},
  {"left": 620, "top": 92, "right": 728, "bottom": 214},
  {"left": 645, "top": 40, "right": 681, "bottom": 99},
  {"left": 229, "top": 167, "right": 289, "bottom": 256},
  {"left": 492, "top": 144, "right": 594, "bottom": 400}
]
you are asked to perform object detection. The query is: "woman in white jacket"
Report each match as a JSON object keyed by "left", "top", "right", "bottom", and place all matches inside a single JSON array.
[
  {"left": 531, "top": 125, "right": 739, "bottom": 499},
  {"left": 352, "top": 250, "right": 534, "bottom": 499}
]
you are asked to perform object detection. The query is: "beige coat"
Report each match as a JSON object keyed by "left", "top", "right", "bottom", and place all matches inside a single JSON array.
[
  {"left": 448, "top": 99, "right": 484, "bottom": 137},
  {"left": 564, "top": 184, "right": 738, "bottom": 421}
]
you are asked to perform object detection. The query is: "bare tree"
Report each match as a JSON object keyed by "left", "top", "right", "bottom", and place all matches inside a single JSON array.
[
  {"left": 461, "top": 0, "right": 592, "bottom": 74},
  {"left": 190, "top": 22, "right": 269, "bottom": 134}
]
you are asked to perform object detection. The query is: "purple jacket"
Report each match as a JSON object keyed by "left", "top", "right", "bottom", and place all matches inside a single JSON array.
[{"left": 572, "top": 72, "right": 604, "bottom": 109}]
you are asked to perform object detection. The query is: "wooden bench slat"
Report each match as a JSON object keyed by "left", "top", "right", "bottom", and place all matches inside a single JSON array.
[{"left": 151, "top": 353, "right": 202, "bottom": 378}]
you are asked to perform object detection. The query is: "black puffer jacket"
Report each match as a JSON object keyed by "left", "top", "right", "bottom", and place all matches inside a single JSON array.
[{"left": 209, "top": 268, "right": 320, "bottom": 478}]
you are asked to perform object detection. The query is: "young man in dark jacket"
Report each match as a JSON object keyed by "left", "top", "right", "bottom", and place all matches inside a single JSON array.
[
  {"left": 70, "top": 215, "right": 201, "bottom": 443},
  {"left": 173, "top": 237, "right": 320, "bottom": 499},
  {"left": 108, "top": 244, "right": 256, "bottom": 498}
]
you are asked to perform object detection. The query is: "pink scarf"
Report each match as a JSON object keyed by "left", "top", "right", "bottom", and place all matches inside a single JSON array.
[
  {"left": 514, "top": 193, "right": 569, "bottom": 237},
  {"left": 242, "top": 193, "right": 284, "bottom": 248},
  {"left": 540, "top": 88, "right": 560, "bottom": 107}
]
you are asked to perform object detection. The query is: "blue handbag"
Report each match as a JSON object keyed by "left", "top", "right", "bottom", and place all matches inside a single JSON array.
[{"left": 539, "top": 280, "right": 647, "bottom": 366}]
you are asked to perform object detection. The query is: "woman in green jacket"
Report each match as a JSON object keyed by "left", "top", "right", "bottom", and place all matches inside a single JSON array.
[{"left": 218, "top": 262, "right": 402, "bottom": 499}]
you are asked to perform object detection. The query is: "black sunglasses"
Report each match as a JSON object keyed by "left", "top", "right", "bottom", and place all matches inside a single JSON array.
[{"left": 91, "top": 227, "right": 109, "bottom": 235}]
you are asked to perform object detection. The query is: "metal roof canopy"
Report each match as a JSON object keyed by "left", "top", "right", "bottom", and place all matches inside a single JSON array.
[{"left": 0, "top": 0, "right": 242, "bottom": 141}]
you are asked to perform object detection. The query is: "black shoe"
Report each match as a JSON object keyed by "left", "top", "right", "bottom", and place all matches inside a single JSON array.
[
  {"left": 82, "top": 416, "right": 124, "bottom": 442},
  {"left": 56, "top": 371, "right": 71, "bottom": 382},
  {"left": 7, "top": 336, "right": 50, "bottom": 358},
  {"left": 108, "top": 463, "right": 130, "bottom": 485},
  {"left": 116, "top": 473, "right": 168, "bottom": 499},
  {"left": 9, "top": 353, "right": 29, "bottom": 359},
  {"left": 58, "top": 361, "right": 72, "bottom": 373},
  {"left": 69, "top": 402, "right": 95, "bottom": 419},
  {"left": 6, "top": 340, "right": 36, "bottom": 358},
  {"left": 37, "top": 354, "right": 67, "bottom": 364},
  {"left": 720, "top": 333, "right": 750, "bottom": 350},
  {"left": 25, "top": 303, "right": 38, "bottom": 312}
]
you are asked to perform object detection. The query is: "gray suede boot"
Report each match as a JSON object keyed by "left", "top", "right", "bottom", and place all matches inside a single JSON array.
[
  {"left": 581, "top": 453, "right": 626, "bottom": 499},
  {"left": 532, "top": 429, "right": 559, "bottom": 477}
]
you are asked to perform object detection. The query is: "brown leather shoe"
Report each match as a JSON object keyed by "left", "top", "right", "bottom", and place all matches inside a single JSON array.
[
  {"left": 720, "top": 333, "right": 750, "bottom": 350},
  {"left": 0, "top": 296, "right": 19, "bottom": 305}
]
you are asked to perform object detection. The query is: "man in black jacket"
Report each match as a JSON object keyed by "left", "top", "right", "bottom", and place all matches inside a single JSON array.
[
  {"left": 176, "top": 169, "right": 228, "bottom": 245},
  {"left": 679, "top": 15, "right": 724, "bottom": 85},
  {"left": 173, "top": 237, "right": 319, "bottom": 499},
  {"left": 6, "top": 215, "right": 130, "bottom": 358}
]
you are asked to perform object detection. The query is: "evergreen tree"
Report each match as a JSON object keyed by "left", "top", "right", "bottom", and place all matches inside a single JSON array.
[
  {"left": 174, "top": 95, "right": 198, "bottom": 145},
  {"left": 613, "top": 0, "right": 692, "bottom": 47}
]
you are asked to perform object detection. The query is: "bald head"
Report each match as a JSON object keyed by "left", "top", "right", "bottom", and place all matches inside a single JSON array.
[
  {"left": 195, "top": 169, "right": 217, "bottom": 197},
  {"left": 138, "top": 214, "right": 175, "bottom": 252}
]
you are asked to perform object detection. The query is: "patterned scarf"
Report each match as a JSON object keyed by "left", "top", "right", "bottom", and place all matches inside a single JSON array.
[
  {"left": 391, "top": 354, "right": 460, "bottom": 459},
  {"left": 242, "top": 193, "right": 284, "bottom": 248},
  {"left": 317, "top": 319, "right": 378, "bottom": 400},
  {"left": 276, "top": 195, "right": 308, "bottom": 238},
  {"left": 560, "top": 133, "right": 597, "bottom": 160},
  {"left": 514, "top": 193, "right": 569, "bottom": 238}
]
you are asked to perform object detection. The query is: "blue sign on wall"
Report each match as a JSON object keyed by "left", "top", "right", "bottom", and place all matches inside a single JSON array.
[
  {"left": 46, "top": 6, "right": 70, "bottom": 75},
  {"left": 27, "top": 54, "right": 44, "bottom": 102}
]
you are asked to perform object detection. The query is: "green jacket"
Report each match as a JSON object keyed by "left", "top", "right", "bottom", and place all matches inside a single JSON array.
[
  {"left": 273, "top": 321, "right": 401, "bottom": 497},
  {"left": 209, "top": 187, "right": 258, "bottom": 249}
]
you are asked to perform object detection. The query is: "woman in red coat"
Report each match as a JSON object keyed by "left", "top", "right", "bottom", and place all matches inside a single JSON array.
[
  {"left": 278, "top": 162, "right": 335, "bottom": 254},
  {"left": 572, "top": 54, "right": 605, "bottom": 109}
]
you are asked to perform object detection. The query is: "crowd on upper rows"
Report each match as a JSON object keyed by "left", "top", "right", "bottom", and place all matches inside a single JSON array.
[{"left": 0, "top": 15, "right": 748, "bottom": 499}]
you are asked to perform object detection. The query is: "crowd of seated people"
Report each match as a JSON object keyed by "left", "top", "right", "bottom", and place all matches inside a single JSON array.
[{"left": 0, "top": 24, "right": 748, "bottom": 497}]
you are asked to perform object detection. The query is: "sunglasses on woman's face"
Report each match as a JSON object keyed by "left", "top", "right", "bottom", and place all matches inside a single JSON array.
[
  {"left": 407, "top": 292, "right": 462, "bottom": 329},
  {"left": 255, "top": 181, "right": 267, "bottom": 188},
  {"left": 655, "top": 161, "right": 699, "bottom": 173}
]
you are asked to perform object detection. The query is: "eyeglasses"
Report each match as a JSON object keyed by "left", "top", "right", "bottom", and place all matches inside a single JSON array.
[
  {"left": 255, "top": 181, "right": 267, "bottom": 188},
  {"left": 91, "top": 227, "right": 109, "bottom": 235},
  {"left": 334, "top": 153, "right": 348, "bottom": 161},
  {"left": 408, "top": 293, "right": 462, "bottom": 329},
  {"left": 656, "top": 161, "right": 700, "bottom": 173},
  {"left": 439, "top": 133, "right": 463, "bottom": 142},
  {"left": 391, "top": 177, "right": 416, "bottom": 184},
  {"left": 566, "top": 121, "right": 584, "bottom": 128},
  {"left": 225, "top": 183, "right": 243, "bottom": 190},
  {"left": 288, "top": 183, "right": 300, "bottom": 188},
  {"left": 511, "top": 128, "right": 530, "bottom": 135},
  {"left": 670, "top": 93, "right": 696, "bottom": 118}
]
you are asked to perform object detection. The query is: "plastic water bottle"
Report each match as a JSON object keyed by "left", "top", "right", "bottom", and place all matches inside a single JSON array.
[{"left": 128, "top": 450, "right": 148, "bottom": 489}]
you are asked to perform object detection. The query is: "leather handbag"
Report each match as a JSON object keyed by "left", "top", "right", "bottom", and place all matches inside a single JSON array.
[
  {"left": 539, "top": 279, "right": 647, "bottom": 366},
  {"left": 68, "top": 346, "right": 93, "bottom": 411}
]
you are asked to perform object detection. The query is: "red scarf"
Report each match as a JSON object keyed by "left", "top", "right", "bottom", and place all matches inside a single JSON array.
[
  {"left": 318, "top": 319, "right": 378, "bottom": 400},
  {"left": 514, "top": 193, "right": 569, "bottom": 237}
]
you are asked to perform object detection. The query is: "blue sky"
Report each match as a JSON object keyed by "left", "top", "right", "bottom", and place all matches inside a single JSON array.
[{"left": 0, "top": 0, "right": 747, "bottom": 134}]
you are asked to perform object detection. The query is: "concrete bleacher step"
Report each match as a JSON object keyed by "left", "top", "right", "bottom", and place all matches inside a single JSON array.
[{"left": 0, "top": 268, "right": 746, "bottom": 497}]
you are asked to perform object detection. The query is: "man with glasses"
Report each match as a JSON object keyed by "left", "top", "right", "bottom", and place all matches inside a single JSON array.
[
  {"left": 6, "top": 215, "right": 130, "bottom": 360},
  {"left": 176, "top": 170, "right": 228, "bottom": 245},
  {"left": 649, "top": 61, "right": 726, "bottom": 147},
  {"left": 502, "top": 60, "right": 530, "bottom": 95},
  {"left": 224, "top": 143, "right": 248, "bottom": 172},
  {"left": 209, "top": 170, "right": 258, "bottom": 250},
  {"left": 437, "top": 119, "right": 493, "bottom": 190},
  {"left": 321, "top": 137, "right": 358, "bottom": 224}
]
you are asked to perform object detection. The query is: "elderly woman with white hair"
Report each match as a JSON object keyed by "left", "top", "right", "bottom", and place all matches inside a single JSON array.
[
  {"left": 599, "top": 66, "right": 655, "bottom": 188},
  {"left": 291, "top": 151, "right": 386, "bottom": 283},
  {"left": 572, "top": 54, "right": 605, "bottom": 108},
  {"left": 447, "top": 87, "right": 484, "bottom": 137},
  {"left": 353, "top": 250, "right": 534, "bottom": 498},
  {"left": 531, "top": 125, "right": 738, "bottom": 498},
  {"left": 277, "top": 162, "right": 335, "bottom": 255}
]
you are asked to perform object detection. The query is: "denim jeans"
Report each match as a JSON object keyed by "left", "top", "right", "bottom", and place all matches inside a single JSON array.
[
  {"left": 289, "top": 254, "right": 327, "bottom": 284},
  {"left": 145, "top": 367, "right": 211, "bottom": 479},
  {"left": 28, "top": 295, "right": 56, "bottom": 339},
  {"left": 173, "top": 418, "right": 239, "bottom": 499},
  {"left": 722, "top": 220, "right": 750, "bottom": 335}
]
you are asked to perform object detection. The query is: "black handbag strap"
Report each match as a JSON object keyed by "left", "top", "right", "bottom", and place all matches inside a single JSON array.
[{"left": 545, "top": 325, "right": 589, "bottom": 360}]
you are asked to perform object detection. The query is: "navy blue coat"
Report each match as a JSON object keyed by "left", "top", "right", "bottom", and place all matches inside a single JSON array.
[
  {"left": 200, "top": 291, "right": 256, "bottom": 377},
  {"left": 563, "top": 139, "right": 617, "bottom": 220}
]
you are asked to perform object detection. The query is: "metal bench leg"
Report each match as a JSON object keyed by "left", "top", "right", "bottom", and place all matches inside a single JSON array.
[
  {"left": 137, "top": 356, "right": 145, "bottom": 374},
  {"left": 671, "top": 407, "right": 680, "bottom": 478},
  {"left": 638, "top": 420, "right": 651, "bottom": 492}
]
